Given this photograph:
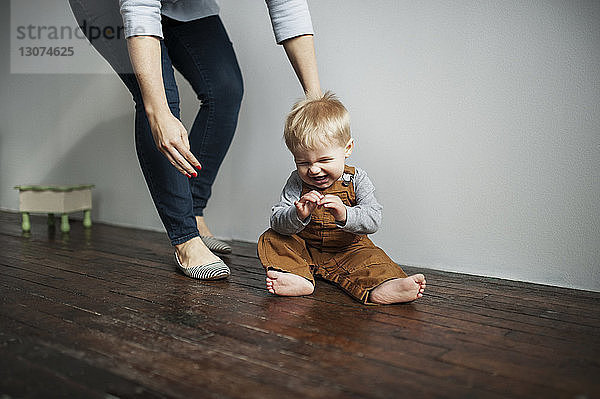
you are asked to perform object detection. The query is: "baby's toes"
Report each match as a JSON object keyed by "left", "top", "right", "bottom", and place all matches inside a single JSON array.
[{"left": 266, "top": 270, "right": 280, "bottom": 279}]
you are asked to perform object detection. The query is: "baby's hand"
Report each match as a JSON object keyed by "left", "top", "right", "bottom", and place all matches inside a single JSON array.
[
  {"left": 319, "top": 194, "right": 347, "bottom": 223},
  {"left": 295, "top": 190, "right": 323, "bottom": 220}
]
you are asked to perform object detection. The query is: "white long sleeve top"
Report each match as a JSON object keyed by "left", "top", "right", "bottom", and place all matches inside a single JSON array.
[{"left": 119, "top": 0, "right": 314, "bottom": 43}]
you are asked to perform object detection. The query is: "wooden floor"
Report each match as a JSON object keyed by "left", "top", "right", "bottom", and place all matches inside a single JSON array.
[{"left": 1, "top": 211, "right": 599, "bottom": 399}]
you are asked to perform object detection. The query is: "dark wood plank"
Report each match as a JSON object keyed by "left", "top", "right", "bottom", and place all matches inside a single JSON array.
[
  {"left": 1, "top": 210, "right": 599, "bottom": 399},
  {"left": 0, "top": 319, "right": 165, "bottom": 399}
]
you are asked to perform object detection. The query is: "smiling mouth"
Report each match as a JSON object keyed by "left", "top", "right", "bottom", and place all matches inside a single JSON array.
[{"left": 311, "top": 175, "right": 328, "bottom": 183}]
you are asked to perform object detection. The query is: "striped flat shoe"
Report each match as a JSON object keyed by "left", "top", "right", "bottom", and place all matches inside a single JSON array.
[
  {"left": 200, "top": 236, "right": 232, "bottom": 254},
  {"left": 174, "top": 252, "right": 230, "bottom": 280}
]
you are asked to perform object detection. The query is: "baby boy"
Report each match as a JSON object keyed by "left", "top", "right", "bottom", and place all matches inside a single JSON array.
[{"left": 258, "top": 92, "right": 426, "bottom": 304}]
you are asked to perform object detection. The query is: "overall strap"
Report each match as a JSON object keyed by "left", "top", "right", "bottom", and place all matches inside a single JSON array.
[{"left": 341, "top": 165, "right": 356, "bottom": 187}]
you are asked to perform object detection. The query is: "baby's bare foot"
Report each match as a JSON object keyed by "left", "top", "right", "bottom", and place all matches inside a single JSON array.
[
  {"left": 175, "top": 236, "right": 220, "bottom": 268},
  {"left": 266, "top": 270, "right": 314, "bottom": 297},
  {"left": 369, "top": 274, "right": 426, "bottom": 304}
]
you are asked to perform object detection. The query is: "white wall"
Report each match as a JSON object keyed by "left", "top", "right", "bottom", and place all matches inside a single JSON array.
[{"left": 1, "top": 1, "right": 598, "bottom": 292}]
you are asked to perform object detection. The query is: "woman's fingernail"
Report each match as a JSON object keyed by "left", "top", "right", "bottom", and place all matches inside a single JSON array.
[
  {"left": 186, "top": 173, "right": 191, "bottom": 178},
  {"left": 196, "top": 165, "right": 202, "bottom": 170},
  {"left": 192, "top": 172, "right": 197, "bottom": 177}
]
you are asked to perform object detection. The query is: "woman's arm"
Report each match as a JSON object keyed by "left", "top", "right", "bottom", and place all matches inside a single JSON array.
[
  {"left": 265, "top": 0, "right": 321, "bottom": 94},
  {"left": 282, "top": 35, "right": 321, "bottom": 95},
  {"left": 120, "top": 0, "right": 199, "bottom": 177},
  {"left": 126, "top": 36, "right": 201, "bottom": 177}
]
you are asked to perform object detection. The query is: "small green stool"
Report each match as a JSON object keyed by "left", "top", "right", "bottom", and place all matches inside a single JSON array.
[{"left": 14, "top": 185, "right": 95, "bottom": 233}]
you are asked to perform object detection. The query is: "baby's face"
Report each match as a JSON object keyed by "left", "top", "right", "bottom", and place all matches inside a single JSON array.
[{"left": 293, "top": 139, "right": 353, "bottom": 190}]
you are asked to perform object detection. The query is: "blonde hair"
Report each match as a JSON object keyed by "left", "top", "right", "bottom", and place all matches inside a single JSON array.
[{"left": 284, "top": 91, "right": 351, "bottom": 154}]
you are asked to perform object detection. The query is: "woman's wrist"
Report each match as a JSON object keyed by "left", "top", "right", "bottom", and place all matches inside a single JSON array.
[{"left": 145, "top": 101, "right": 172, "bottom": 125}]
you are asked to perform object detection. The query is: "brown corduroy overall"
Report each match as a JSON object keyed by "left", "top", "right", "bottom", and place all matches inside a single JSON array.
[{"left": 258, "top": 165, "right": 407, "bottom": 304}]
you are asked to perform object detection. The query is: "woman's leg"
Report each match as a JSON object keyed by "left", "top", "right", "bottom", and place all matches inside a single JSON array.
[
  {"left": 161, "top": 15, "right": 244, "bottom": 219},
  {"left": 132, "top": 43, "right": 201, "bottom": 246},
  {"left": 67, "top": 0, "right": 199, "bottom": 245}
]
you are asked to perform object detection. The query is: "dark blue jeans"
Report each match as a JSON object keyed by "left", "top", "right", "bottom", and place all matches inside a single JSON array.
[{"left": 69, "top": 1, "right": 243, "bottom": 245}]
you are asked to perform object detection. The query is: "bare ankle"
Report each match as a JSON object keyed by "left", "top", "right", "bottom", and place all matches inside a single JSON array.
[
  {"left": 195, "top": 216, "right": 212, "bottom": 237},
  {"left": 175, "top": 237, "right": 219, "bottom": 268}
]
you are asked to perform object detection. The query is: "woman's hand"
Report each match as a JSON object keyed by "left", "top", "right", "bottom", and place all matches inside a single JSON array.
[{"left": 148, "top": 110, "right": 201, "bottom": 177}]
